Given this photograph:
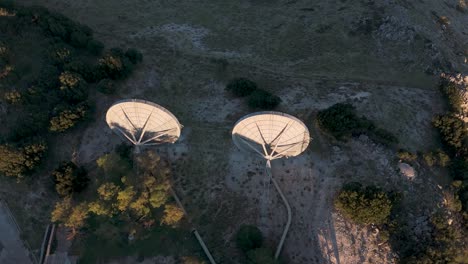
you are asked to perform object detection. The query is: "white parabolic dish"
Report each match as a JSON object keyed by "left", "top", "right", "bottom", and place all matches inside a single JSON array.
[
  {"left": 232, "top": 111, "right": 310, "bottom": 160},
  {"left": 106, "top": 99, "right": 182, "bottom": 146}
]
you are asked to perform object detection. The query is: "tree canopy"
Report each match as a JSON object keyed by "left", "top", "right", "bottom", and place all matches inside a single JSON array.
[{"left": 334, "top": 182, "right": 394, "bottom": 225}]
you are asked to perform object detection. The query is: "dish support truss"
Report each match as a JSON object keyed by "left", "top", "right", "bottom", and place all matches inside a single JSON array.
[{"left": 115, "top": 106, "right": 178, "bottom": 153}]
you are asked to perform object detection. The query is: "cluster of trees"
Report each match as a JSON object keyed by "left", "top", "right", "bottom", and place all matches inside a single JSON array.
[
  {"left": 52, "top": 161, "right": 89, "bottom": 197},
  {"left": 397, "top": 149, "right": 451, "bottom": 168},
  {"left": 434, "top": 80, "right": 468, "bottom": 216},
  {"left": 334, "top": 182, "right": 395, "bottom": 226},
  {"left": 394, "top": 210, "right": 467, "bottom": 264},
  {"left": 0, "top": 142, "right": 47, "bottom": 178},
  {"left": 236, "top": 225, "right": 280, "bottom": 264},
  {"left": 51, "top": 150, "right": 183, "bottom": 238},
  {"left": 0, "top": 2, "right": 143, "bottom": 179},
  {"left": 317, "top": 103, "right": 398, "bottom": 146},
  {"left": 226, "top": 78, "right": 282, "bottom": 110}
]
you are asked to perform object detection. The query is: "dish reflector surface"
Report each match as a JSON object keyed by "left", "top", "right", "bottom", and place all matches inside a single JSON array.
[
  {"left": 232, "top": 111, "right": 310, "bottom": 160},
  {"left": 106, "top": 99, "right": 181, "bottom": 146}
]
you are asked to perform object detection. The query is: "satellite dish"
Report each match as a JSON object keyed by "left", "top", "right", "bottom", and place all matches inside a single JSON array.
[
  {"left": 106, "top": 99, "right": 182, "bottom": 152},
  {"left": 231, "top": 111, "right": 311, "bottom": 259},
  {"left": 232, "top": 111, "right": 310, "bottom": 161}
]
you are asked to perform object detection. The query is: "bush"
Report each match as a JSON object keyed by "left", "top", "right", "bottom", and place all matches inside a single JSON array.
[
  {"left": 248, "top": 89, "right": 281, "bottom": 109},
  {"left": 246, "top": 247, "right": 279, "bottom": 264},
  {"left": 49, "top": 103, "right": 89, "bottom": 132},
  {"left": 424, "top": 150, "right": 451, "bottom": 167},
  {"left": 96, "top": 79, "right": 115, "bottom": 94},
  {"left": 0, "top": 142, "right": 47, "bottom": 178},
  {"left": 440, "top": 82, "right": 464, "bottom": 113},
  {"left": 236, "top": 225, "right": 263, "bottom": 252},
  {"left": 432, "top": 114, "right": 467, "bottom": 154},
  {"left": 86, "top": 39, "right": 104, "bottom": 55},
  {"left": 97, "top": 50, "right": 134, "bottom": 80},
  {"left": 64, "top": 60, "right": 98, "bottom": 82},
  {"left": 317, "top": 103, "right": 398, "bottom": 145},
  {"left": 317, "top": 103, "right": 370, "bottom": 139},
  {"left": 58, "top": 71, "right": 88, "bottom": 102},
  {"left": 397, "top": 150, "right": 418, "bottom": 162},
  {"left": 125, "top": 48, "right": 143, "bottom": 64},
  {"left": 69, "top": 30, "right": 91, "bottom": 48},
  {"left": 52, "top": 161, "right": 89, "bottom": 197},
  {"left": 226, "top": 78, "right": 257, "bottom": 97},
  {"left": 48, "top": 44, "right": 73, "bottom": 65},
  {"left": 334, "top": 182, "right": 393, "bottom": 225}
]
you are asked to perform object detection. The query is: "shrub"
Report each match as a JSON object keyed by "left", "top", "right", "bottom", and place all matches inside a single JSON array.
[
  {"left": 248, "top": 89, "right": 281, "bottom": 109},
  {"left": 0, "top": 142, "right": 47, "bottom": 177},
  {"left": 69, "top": 30, "right": 91, "bottom": 48},
  {"left": 246, "top": 247, "right": 279, "bottom": 264},
  {"left": 424, "top": 150, "right": 451, "bottom": 167},
  {"left": 432, "top": 114, "right": 467, "bottom": 154},
  {"left": 52, "top": 161, "right": 89, "bottom": 197},
  {"left": 4, "top": 90, "right": 21, "bottom": 104},
  {"left": 317, "top": 103, "right": 398, "bottom": 145},
  {"left": 317, "top": 103, "right": 369, "bottom": 139},
  {"left": 397, "top": 150, "right": 418, "bottom": 162},
  {"left": 86, "top": 39, "right": 104, "bottom": 55},
  {"left": 161, "top": 203, "right": 184, "bottom": 226},
  {"left": 48, "top": 45, "right": 73, "bottom": 65},
  {"left": 236, "top": 225, "right": 263, "bottom": 252},
  {"left": 49, "top": 104, "right": 89, "bottom": 132},
  {"left": 64, "top": 59, "right": 98, "bottom": 81},
  {"left": 125, "top": 48, "right": 143, "bottom": 64},
  {"left": 440, "top": 82, "right": 464, "bottom": 113},
  {"left": 334, "top": 182, "right": 393, "bottom": 225},
  {"left": 97, "top": 50, "right": 134, "bottom": 80},
  {"left": 58, "top": 71, "right": 88, "bottom": 102},
  {"left": 96, "top": 79, "right": 115, "bottom": 94},
  {"left": 226, "top": 78, "right": 257, "bottom": 97}
]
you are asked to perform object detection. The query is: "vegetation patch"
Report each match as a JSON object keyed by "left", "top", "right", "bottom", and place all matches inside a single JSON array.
[
  {"left": 317, "top": 103, "right": 398, "bottom": 146},
  {"left": 0, "top": 2, "right": 142, "bottom": 180},
  {"left": 334, "top": 182, "right": 395, "bottom": 226},
  {"left": 235, "top": 225, "right": 280, "bottom": 264}
]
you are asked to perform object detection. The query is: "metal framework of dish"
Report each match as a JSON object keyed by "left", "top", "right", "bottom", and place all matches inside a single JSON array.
[
  {"left": 232, "top": 111, "right": 310, "bottom": 259},
  {"left": 106, "top": 99, "right": 182, "bottom": 151}
]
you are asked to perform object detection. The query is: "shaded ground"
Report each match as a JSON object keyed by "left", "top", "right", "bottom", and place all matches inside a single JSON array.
[{"left": 0, "top": 200, "right": 32, "bottom": 264}]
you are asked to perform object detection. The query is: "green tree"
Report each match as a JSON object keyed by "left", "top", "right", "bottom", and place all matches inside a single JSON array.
[
  {"left": 0, "top": 142, "right": 46, "bottom": 177},
  {"left": 161, "top": 203, "right": 184, "bottom": 227},
  {"left": 52, "top": 161, "right": 89, "bottom": 197},
  {"left": 433, "top": 114, "right": 467, "bottom": 153},
  {"left": 49, "top": 104, "right": 88, "bottom": 132},
  {"left": 226, "top": 78, "right": 257, "bottom": 97},
  {"left": 236, "top": 225, "right": 263, "bottom": 252},
  {"left": 58, "top": 71, "right": 87, "bottom": 102},
  {"left": 334, "top": 183, "right": 393, "bottom": 225},
  {"left": 117, "top": 186, "right": 136, "bottom": 211}
]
